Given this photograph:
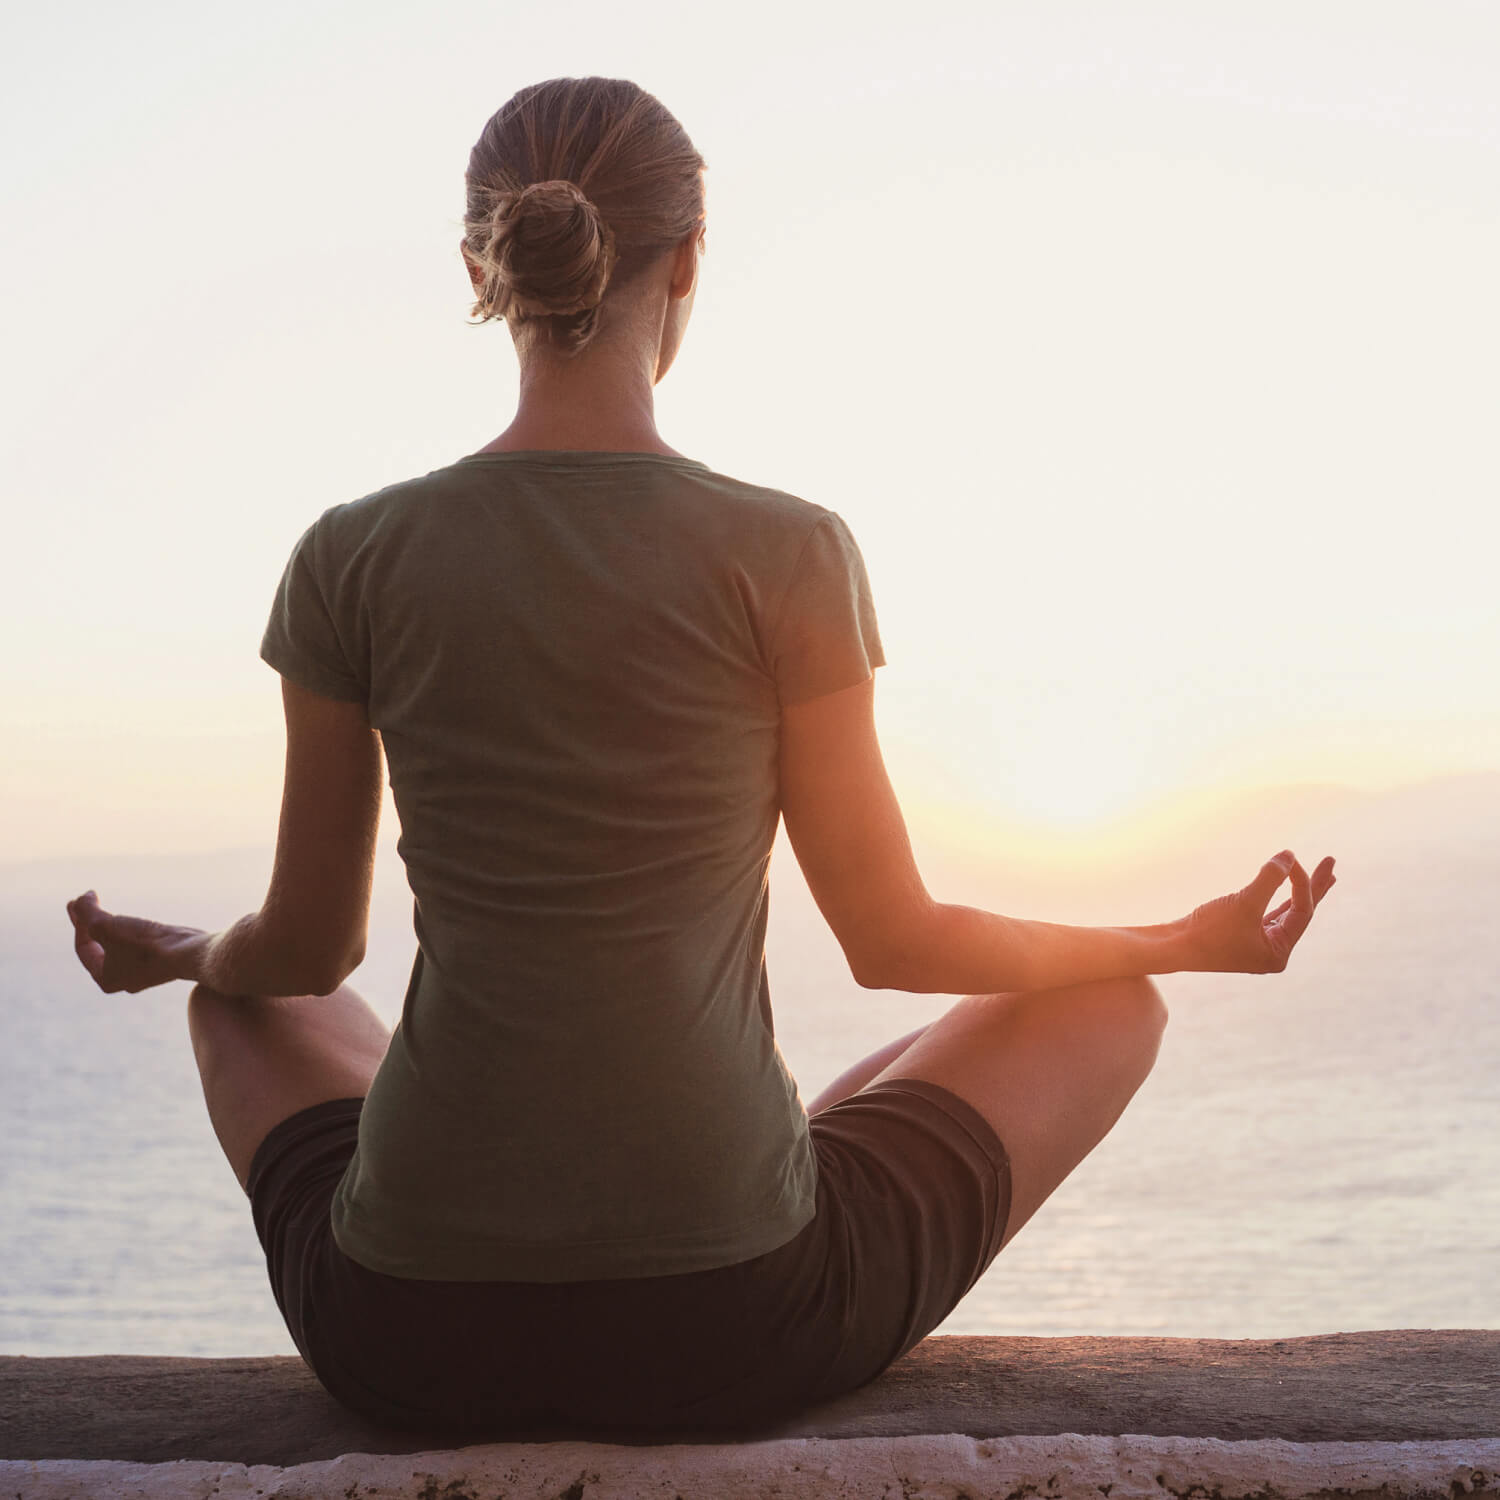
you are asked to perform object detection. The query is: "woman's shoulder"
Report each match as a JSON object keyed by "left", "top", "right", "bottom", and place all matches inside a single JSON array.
[
  {"left": 289, "top": 452, "right": 858, "bottom": 567},
  {"left": 683, "top": 460, "right": 831, "bottom": 517},
  {"left": 292, "top": 459, "right": 485, "bottom": 549},
  {"left": 665, "top": 461, "right": 861, "bottom": 562}
]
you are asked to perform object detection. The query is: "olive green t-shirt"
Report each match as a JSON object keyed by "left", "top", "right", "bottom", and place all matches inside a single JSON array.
[{"left": 260, "top": 450, "right": 884, "bottom": 1281}]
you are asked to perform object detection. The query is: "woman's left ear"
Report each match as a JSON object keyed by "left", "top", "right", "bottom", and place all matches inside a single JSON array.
[{"left": 667, "top": 230, "right": 702, "bottom": 300}]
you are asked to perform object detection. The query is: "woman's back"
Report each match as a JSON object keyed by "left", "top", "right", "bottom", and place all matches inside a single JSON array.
[{"left": 261, "top": 448, "right": 882, "bottom": 1280}]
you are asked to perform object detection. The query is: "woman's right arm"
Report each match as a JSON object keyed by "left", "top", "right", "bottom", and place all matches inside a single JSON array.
[{"left": 778, "top": 676, "right": 1335, "bottom": 994}]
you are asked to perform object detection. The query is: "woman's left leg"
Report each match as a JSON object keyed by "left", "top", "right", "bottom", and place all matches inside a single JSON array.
[{"left": 187, "top": 982, "right": 390, "bottom": 1191}]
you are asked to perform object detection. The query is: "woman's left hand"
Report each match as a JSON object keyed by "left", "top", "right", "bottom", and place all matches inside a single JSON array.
[
  {"left": 66, "top": 891, "right": 208, "bottom": 994},
  {"left": 1179, "top": 852, "right": 1337, "bottom": 975}
]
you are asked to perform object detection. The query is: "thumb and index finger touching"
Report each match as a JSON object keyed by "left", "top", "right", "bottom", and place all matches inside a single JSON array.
[
  {"left": 1248, "top": 851, "right": 1337, "bottom": 909},
  {"left": 1247, "top": 851, "right": 1298, "bottom": 906},
  {"left": 67, "top": 890, "right": 124, "bottom": 942},
  {"left": 1248, "top": 850, "right": 1338, "bottom": 965},
  {"left": 65, "top": 891, "right": 156, "bottom": 981},
  {"left": 67, "top": 891, "right": 152, "bottom": 944},
  {"left": 1264, "top": 854, "right": 1338, "bottom": 923},
  {"left": 67, "top": 890, "right": 108, "bottom": 981}
]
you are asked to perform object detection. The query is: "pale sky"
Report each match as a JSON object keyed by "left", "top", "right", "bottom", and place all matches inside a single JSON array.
[{"left": 3, "top": 0, "right": 1497, "bottom": 861}]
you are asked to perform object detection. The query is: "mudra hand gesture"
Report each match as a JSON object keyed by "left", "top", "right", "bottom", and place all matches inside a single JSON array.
[
  {"left": 66, "top": 891, "right": 208, "bottom": 995},
  {"left": 1182, "top": 851, "right": 1337, "bottom": 974}
]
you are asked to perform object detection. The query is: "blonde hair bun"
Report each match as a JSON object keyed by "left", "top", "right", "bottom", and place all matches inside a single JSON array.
[
  {"left": 463, "top": 79, "right": 706, "bottom": 354},
  {"left": 473, "top": 179, "right": 617, "bottom": 321}
]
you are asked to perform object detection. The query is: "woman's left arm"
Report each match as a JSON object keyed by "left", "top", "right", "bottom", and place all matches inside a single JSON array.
[{"left": 67, "top": 679, "right": 383, "bottom": 997}]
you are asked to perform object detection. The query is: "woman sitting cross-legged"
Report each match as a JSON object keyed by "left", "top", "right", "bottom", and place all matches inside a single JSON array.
[{"left": 67, "top": 76, "right": 1335, "bottom": 1436}]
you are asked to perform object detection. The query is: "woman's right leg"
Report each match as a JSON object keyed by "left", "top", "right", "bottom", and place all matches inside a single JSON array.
[
  {"left": 187, "top": 982, "right": 390, "bottom": 1192},
  {"left": 866, "top": 976, "right": 1167, "bottom": 1246}
]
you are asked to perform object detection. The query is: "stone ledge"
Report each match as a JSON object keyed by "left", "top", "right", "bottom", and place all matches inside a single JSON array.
[
  {"left": 5, "top": 1435, "right": 1499, "bottom": 1500},
  {"left": 3, "top": 1332, "right": 1496, "bottom": 1467}
]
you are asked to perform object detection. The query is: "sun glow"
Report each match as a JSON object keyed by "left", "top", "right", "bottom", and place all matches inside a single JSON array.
[
  {"left": 991, "top": 739, "right": 1159, "bottom": 832},
  {"left": 3, "top": 4, "right": 1497, "bottom": 862}
]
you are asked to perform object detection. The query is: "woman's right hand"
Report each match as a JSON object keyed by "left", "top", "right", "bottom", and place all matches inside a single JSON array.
[
  {"left": 1180, "top": 851, "right": 1337, "bottom": 974},
  {"left": 66, "top": 891, "right": 210, "bottom": 994}
]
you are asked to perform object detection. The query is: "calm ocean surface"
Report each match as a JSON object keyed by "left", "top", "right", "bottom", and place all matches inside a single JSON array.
[{"left": 3, "top": 780, "right": 1497, "bottom": 1355}]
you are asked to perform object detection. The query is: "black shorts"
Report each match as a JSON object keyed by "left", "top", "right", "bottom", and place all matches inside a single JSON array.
[{"left": 247, "top": 1079, "right": 1011, "bottom": 1437}]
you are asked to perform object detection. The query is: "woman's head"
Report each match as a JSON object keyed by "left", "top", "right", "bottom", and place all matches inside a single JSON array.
[{"left": 463, "top": 78, "right": 706, "bottom": 357}]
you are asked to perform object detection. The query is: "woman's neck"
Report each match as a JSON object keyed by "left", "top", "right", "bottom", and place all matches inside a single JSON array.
[{"left": 479, "top": 323, "right": 682, "bottom": 458}]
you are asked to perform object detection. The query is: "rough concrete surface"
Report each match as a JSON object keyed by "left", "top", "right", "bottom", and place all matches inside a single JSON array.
[
  {"left": 3, "top": 1332, "right": 1497, "bottom": 1466},
  {"left": 3, "top": 1435, "right": 1499, "bottom": 1500}
]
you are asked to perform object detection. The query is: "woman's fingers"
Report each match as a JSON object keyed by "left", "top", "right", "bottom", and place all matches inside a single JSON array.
[
  {"left": 1263, "top": 854, "right": 1334, "bottom": 967},
  {"left": 67, "top": 890, "right": 101, "bottom": 927},
  {"left": 96, "top": 911, "right": 158, "bottom": 945},
  {"left": 1246, "top": 851, "right": 1296, "bottom": 908},
  {"left": 1270, "top": 860, "right": 1311, "bottom": 940},
  {"left": 68, "top": 893, "right": 158, "bottom": 947},
  {"left": 67, "top": 892, "right": 205, "bottom": 994},
  {"left": 1266, "top": 857, "right": 1337, "bottom": 924},
  {"left": 1290, "top": 856, "right": 1313, "bottom": 915},
  {"left": 72, "top": 923, "right": 107, "bottom": 982},
  {"left": 1185, "top": 850, "right": 1338, "bottom": 976},
  {"left": 67, "top": 891, "right": 155, "bottom": 991},
  {"left": 1251, "top": 854, "right": 1337, "bottom": 915},
  {"left": 67, "top": 891, "right": 110, "bottom": 985}
]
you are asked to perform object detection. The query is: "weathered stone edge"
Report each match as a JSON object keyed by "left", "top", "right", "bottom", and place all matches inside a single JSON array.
[{"left": 5, "top": 1434, "right": 1498, "bottom": 1500}]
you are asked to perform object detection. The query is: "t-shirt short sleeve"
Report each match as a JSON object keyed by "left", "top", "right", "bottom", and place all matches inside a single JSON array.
[
  {"left": 259, "top": 515, "right": 367, "bottom": 703},
  {"left": 769, "top": 512, "right": 885, "bottom": 706}
]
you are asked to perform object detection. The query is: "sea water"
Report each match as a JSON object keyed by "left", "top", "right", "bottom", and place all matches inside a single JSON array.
[{"left": 3, "top": 789, "right": 1497, "bottom": 1355}]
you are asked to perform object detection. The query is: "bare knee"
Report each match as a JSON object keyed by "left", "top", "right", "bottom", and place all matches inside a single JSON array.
[
  {"left": 1118, "top": 974, "right": 1168, "bottom": 1047},
  {"left": 187, "top": 981, "right": 272, "bottom": 1051},
  {"left": 974, "top": 974, "right": 1166, "bottom": 1078},
  {"left": 186, "top": 985, "right": 323, "bottom": 1092},
  {"left": 972, "top": 973, "right": 1164, "bottom": 1029},
  {"left": 188, "top": 982, "right": 235, "bottom": 1012},
  {"left": 1075, "top": 974, "right": 1167, "bottom": 1074},
  {"left": 187, "top": 980, "right": 256, "bottom": 1020},
  {"left": 187, "top": 981, "right": 236, "bottom": 1051},
  {"left": 185, "top": 981, "right": 388, "bottom": 1192},
  {"left": 188, "top": 982, "right": 388, "bottom": 1063}
]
